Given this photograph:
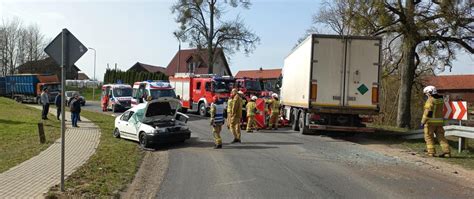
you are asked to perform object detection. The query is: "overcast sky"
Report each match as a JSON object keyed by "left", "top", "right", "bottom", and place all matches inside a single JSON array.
[{"left": 1, "top": 0, "right": 472, "bottom": 80}]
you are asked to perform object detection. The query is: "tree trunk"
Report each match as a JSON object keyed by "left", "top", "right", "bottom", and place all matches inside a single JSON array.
[
  {"left": 396, "top": 36, "right": 417, "bottom": 128},
  {"left": 207, "top": 1, "right": 215, "bottom": 74}
]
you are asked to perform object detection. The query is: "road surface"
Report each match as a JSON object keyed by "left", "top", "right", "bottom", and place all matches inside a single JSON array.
[
  {"left": 82, "top": 102, "right": 473, "bottom": 198},
  {"left": 157, "top": 116, "right": 474, "bottom": 198}
]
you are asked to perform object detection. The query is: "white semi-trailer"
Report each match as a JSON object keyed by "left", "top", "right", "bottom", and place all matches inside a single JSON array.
[{"left": 281, "top": 34, "right": 381, "bottom": 134}]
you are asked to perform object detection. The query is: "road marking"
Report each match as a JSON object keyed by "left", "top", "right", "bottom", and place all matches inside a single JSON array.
[{"left": 214, "top": 178, "right": 257, "bottom": 186}]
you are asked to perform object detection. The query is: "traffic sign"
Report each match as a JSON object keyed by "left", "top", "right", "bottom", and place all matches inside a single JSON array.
[
  {"left": 443, "top": 101, "right": 468, "bottom": 120},
  {"left": 44, "top": 29, "right": 87, "bottom": 67}
]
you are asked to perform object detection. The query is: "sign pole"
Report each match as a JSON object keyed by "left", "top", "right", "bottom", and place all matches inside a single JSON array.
[{"left": 60, "top": 28, "right": 67, "bottom": 192}]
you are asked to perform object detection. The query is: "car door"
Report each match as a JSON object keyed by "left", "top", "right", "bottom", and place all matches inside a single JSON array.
[{"left": 118, "top": 111, "right": 136, "bottom": 139}]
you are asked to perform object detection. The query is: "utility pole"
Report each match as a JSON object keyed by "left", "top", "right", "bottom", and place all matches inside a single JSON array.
[{"left": 88, "top": 47, "right": 96, "bottom": 100}]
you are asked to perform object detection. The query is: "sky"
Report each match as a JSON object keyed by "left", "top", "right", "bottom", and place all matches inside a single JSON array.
[{"left": 0, "top": 0, "right": 472, "bottom": 80}]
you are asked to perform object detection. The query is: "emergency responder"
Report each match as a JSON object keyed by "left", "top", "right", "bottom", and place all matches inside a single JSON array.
[
  {"left": 229, "top": 88, "right": 243, "bottom": 143},
  {"left": 266, "top": 93, "right": 280, "bottom": 130},
  {"left": 226, "top": 97, "right": 233, "bottom": 129},
  {"left": 421, "top": 86, "right": 451, "bottom": 158},
  {"left": 246, "top": 95, "right": 258, "bottom": 132},
  {"left": 210, "top": 96, "right": 225, "bottom": 149}
]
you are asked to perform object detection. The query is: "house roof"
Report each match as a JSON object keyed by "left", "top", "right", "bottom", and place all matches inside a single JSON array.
[
  {"left": 165, "top": 48, "right": 231, "bottom": 76},
  {"left": 424, "top": 75, "right": 474, "bottom": 91},
  {"left": 17, "top": 57, "right": 81, "bottom": 71},
  {"left": 129, "top": 62, "right": 166, "bottom": 73},
  {"left": 235, "top": 68, "right": 282, "bottom": 79},
  {"left": 77, "top": 72, "right": 90, "bottom": 80}
]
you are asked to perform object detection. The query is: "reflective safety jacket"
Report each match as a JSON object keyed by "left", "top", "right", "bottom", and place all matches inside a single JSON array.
[
  {"left": 231, "top": 95, "right": 243, "bottom": 119},
  {"left": 227, "top": 98, "right": 233, "bottom": 115},
  {"left": 266, "top": 99, "right": 280, "bottom": 115},
  {"left": 211, "top": 102, "right": 225, "bottom": 125},
  {"left": 246, "top": 101, "right": 257, "bottom": 117},
  {"left": 422, "top": 96, "right": 444, "bottom": 126}
]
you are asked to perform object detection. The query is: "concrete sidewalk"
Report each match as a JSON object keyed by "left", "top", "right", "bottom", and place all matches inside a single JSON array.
[{"left": 0, "top": 106, "right": 101, "bottom": 198}]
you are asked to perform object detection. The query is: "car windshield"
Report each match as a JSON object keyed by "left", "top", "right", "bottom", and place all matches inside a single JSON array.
[
  {"left": 213, "top": 80, "right": 232, "bottom": 93},
  {"left": 113, "top": 88, "right": 132, "bottom": 97},
  {"left": 245, "top": 80, "right": 262, "bottom": 91},
  {"left": 65, "top": 91, "right": 74, "bottom": 97},
  {"left": 150, "top": 89, "right": 176, "bottom": 99}
]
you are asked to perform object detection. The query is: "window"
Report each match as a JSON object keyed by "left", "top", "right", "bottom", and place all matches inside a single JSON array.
[
  {"left": 205, "top": 82, "right": 211, "bottom": 91},
  {"left": 120, "top": 111, "right": 134, "bottom": 121},
  {"left": 196, "top": 82, "right": 201, "bottom": 90}
]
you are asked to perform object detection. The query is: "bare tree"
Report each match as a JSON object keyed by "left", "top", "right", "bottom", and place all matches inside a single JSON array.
[
  {"left": 0, "top": 18, "right": 47, "bottom": 77},
  {"left": 171, "top": 0, "right": 260, "bottom": 73}
]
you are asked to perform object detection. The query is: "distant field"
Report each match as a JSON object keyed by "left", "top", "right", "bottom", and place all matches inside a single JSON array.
[{"left": 66, "top": 86, "right": 102, "bottom": 101}]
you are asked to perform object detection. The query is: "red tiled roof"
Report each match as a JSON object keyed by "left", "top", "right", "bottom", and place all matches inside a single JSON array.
[
  {"left": 424, "top": 75, "right": 474, "bottom": 90},
  {"left": 165, "top": 48, "right": 231, "bottom": 76},
  {"left": 235, "top": 68, "right": 282, "bottom": 79}
]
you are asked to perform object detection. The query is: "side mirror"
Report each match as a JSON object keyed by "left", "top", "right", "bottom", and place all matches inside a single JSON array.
[{"left": 175, "top": 112, "right": 189, "bottom": 124}]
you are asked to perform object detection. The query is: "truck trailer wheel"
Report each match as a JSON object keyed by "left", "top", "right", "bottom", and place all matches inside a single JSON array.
[
  {"left": 291, "top": 109, "right": 300, "bottom": 131},
  {"left": 299, "top": 111, "right": 311, "bottom": 135}
]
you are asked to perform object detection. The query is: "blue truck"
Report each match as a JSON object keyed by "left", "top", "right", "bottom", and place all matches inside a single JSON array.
[{"left": 0, "top": 74, "right": 60, "bottom": 104}]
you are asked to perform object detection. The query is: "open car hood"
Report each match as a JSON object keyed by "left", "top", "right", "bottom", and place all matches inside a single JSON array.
[{"left": 142, "top": 97, "right": 180, "bottom": 123}]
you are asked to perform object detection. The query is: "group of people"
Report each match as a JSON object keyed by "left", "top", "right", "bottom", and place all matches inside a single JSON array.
[
  {"left": 209, "top": 88, "right": 281, "bottom": 149},
  {"left": 40, "top": 88, "right": 82, "bottom": 128}
]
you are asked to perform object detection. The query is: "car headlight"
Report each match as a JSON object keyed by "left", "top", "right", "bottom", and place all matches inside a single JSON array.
[{"left": 154, "top": 128, "right": 167, "bottom": 133}]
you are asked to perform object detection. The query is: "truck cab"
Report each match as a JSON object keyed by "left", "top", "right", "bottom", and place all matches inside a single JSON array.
[
  {"left": 235, "top": 78, "right": 263, "bottom": 100},
  {"left": 169, "top": 74, "right": 234, "bottom": 116},
  {"left": 101, "top": 84, "right": 133, "bottom": 112},
  {"left": 131, "top": 81, "right": 177, "bottom": 107},
  {"left": 37, "top": 83, "right": 60, "bottom": 104}
]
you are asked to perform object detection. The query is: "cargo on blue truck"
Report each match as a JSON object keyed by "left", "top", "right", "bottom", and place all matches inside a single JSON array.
[{"left": 0, "top": 74, "right": 60, "bottom": 104}]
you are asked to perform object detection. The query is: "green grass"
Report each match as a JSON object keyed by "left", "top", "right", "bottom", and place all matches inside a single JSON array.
[
  {"left": 0, "top": 97, "right": 61, "bottom": 173},
  {"left": 369, "top": 127, "right": 474, "bottom": 170},
  {"left": 47, "top": 110, "right": 144, "bottom": 198},
  {"left": 66, "top": 86, "right": 102, "bottom": 101},
  {"left": 399, "top": 138, "right": 474, "bottom": 170}
]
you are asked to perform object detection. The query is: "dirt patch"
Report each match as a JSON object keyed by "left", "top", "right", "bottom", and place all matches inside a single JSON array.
[
  {"left": 356, "top": 137, "right": 474, "bottom": 184},
  {"left": 121, "top": 150, "right": 169, "bottom": 198}
]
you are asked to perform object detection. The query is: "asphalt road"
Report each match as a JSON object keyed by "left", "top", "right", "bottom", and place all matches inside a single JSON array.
[
  {"left": 82, "top": 102, "right": 474, "bottom": 198},
  {"left": 157, "top": 116, "right": 474, "bottom": 199},
  {"left": 82, "top": 101, "right": 122, "bottom": 117}
]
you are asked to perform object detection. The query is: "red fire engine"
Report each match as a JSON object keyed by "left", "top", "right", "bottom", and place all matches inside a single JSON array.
[{"left": 169, "top": 73, "right": 234, "bottom": 116}]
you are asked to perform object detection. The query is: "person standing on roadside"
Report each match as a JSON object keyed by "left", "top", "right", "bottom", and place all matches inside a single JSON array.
[
  {"left": 246, "top": 95, "right": 258, "bottom": 132},
  {"left": 421, "top": 86, "right": 451, "bottom": 158},
  {"left": 226, "top": 97, "right": 233, "bottom": 129},
  {"left": 266, "top": 93, "right": 281, "bottom": 130},
  {"left": 229, "top": 88, "right": 243, "bottom": 143},
  {"left": 41, "top": 88, "right": 50, "bottom": 120},
  {"left": 210, "top": 96, "right": 225, "bottom": 149},
  {"left": 55, "top": 92, "right": 62, "bottom": 120},
  {"left": 70, "top": 94, "right": 81, "bottom": 127}
]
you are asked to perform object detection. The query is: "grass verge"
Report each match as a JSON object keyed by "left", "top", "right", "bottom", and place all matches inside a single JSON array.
[
  {"left": 369, "top": 127, "right": 474, "bottom": 170},
  {"left": 47, "top": 110, "right": 144, "bottom": 198},
  {"left": 0, "top": 97, "right": 60, "bottom": 173}
]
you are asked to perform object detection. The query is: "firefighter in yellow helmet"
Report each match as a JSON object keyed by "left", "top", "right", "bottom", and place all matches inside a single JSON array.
[
  {"left": 266, "top": 93, "right": 280, "bottom": 130},
  {"left": 246, "top": 95, "right": 258, "bottom": 132},
  {"left": 210, "top": 95, "right": 225, "bottom": 149},
  {"left": 421, "top": 86, "right": 451, "bottom": 158},
  {"left": 229, "top": 88, "right": 243, "bottom": 143}
]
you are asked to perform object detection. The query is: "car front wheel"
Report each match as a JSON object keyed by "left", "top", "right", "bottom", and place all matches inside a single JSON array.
[
  {"left": 113, "top": 128, "right": 120, "bottom": 138},
  {"left": 139, "top": 132, "right": 150, "bottom": 148}
]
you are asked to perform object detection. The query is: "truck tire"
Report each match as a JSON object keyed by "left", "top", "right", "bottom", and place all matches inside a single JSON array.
[
  {"left": 299, "top": 111, "right": 311, "bottom": 135},
  {"left": 291, "top": 109, "right": 300, "bottom": 131},
  {"left": 36, "top": 97, "right": 41, "bottom": 105},
  {"left": 199, "top": 103, "right": 208, "bottom": 117}
]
